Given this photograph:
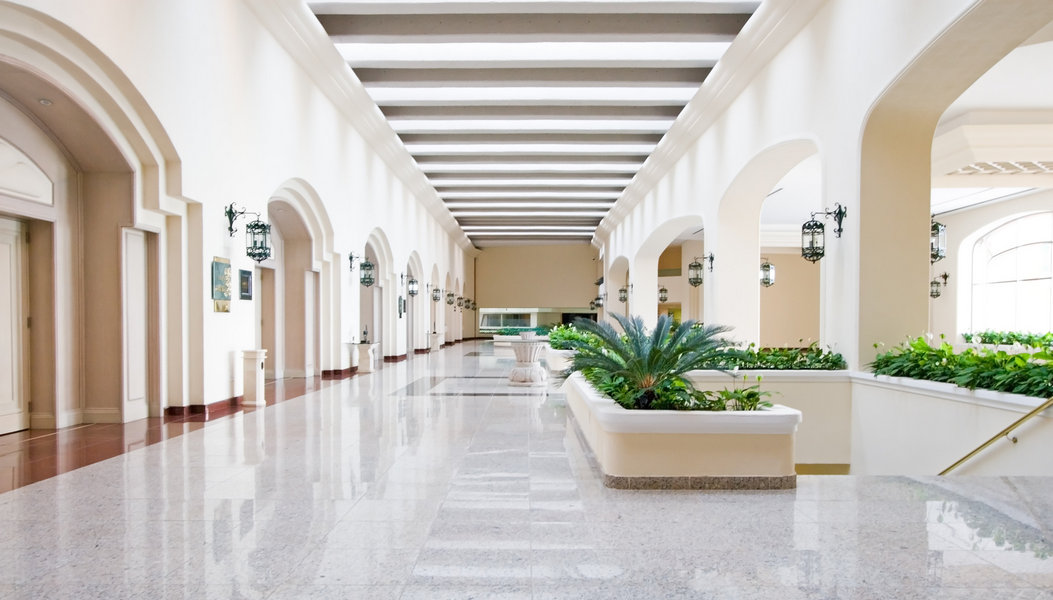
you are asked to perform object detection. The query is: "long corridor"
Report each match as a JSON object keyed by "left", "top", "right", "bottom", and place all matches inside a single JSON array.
[{"left": 0, "top": 341, "right": 1050, "bottom": 599}]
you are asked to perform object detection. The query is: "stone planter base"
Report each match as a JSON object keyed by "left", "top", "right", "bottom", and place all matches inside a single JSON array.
[{"left": 603, "top": 474, "right": 798, "bottom": 490}]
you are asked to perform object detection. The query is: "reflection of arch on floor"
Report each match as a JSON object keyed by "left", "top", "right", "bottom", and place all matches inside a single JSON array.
[{"left": 0, "top": 4, "right": 191, "bottom": 427}]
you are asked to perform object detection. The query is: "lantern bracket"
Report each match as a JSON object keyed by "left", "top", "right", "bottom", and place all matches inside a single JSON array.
[{"left": 811, "top": 203, "right": 847, "bottom": 238}]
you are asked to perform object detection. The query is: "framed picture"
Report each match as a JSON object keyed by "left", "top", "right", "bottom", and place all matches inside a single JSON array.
[
  {"left": 211, "top": 257, "right": 231, "bottom": 312},
  {"left": 239, "top": 269, "right": 253, "bottom": 300}
]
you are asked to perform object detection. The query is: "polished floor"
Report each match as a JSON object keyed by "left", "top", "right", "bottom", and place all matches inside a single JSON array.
[{"left": 0, "top": 341, "right": 1051, "bottom": 599}]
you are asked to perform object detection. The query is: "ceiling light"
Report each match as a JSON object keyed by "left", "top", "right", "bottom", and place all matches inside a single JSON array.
[
  {"left": 405, "top": 142, "right": 656, "bottom": 155},
  {"left": 420, "top": 162, "right": 643, "bottom": 173},
  {"left": 445, "top": 202, "right": 614, "bottom": 209},
  {"left": 440, "top": 191, "right": 620, "bottom": 200},
  {"left": 337, "top": 41, "right": 731, "bottom": 68},
  {"left": 449, "top": 210, "right": 608, "bottom": 218},
  {"left": 389, "top": 118, "right": 675, "bottom": 134},
  {"left": 367, "top": 86, "right": 697, "bottom": 106},
  {"left": 430, "top": 178, "right": 633, "bottom": 188}
]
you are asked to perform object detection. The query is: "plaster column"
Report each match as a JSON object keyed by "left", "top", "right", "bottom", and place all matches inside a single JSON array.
[{"left": 629, "top": 256, "right": 659, "bottom": 329}]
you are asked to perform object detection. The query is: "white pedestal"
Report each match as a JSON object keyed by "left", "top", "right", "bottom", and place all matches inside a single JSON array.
[
  {"left": 431, "top": 333, "right": 441, "bottom": 352},
  {"left": 509, "top": 340, "right": 547, "bottom": 387},
  {"left": 242, "top": 349, "right": 268, "bottom": 406},
  {"left": 358, "top": 342, "right": 380, "bottom": 373}
]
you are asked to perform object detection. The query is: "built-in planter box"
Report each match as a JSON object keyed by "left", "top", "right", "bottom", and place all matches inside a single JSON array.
[
  {"left": 562, "top": 372, "right": 802, "bottom": 489},
  {"left": 545, "top": 346, "right": 575, "bottom": 373},
  {"left": 687, "top": 370, "right": 852, "bottom": 470},
  {"left": 851, "top": 374, "right": 1053, "bottom": 476}
]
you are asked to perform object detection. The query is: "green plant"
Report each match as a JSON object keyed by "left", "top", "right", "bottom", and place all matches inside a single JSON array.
[
  {"left": 871, "top": 335, "right": 1053, "bottom": 398},
  {"left": 711, "top": 376, "right": 774, "bottom": 411},
  {"left": 704, "top": 341, "right": 846, "bottom": 370},
  {"left": 495, "top": 327, "right": 524, "bottom": 335},
  {"left": 962, "top": 330, "right": 1053, "bottom": 350},
  {"left": 547, "top": 324, "right": 598, "bottom": 350},
  {"left": 567, "top": 313, "right": 734, "bottom": 410}
]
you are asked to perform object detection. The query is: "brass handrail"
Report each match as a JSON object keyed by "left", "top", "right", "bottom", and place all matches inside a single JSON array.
[{"left": 940, "top": 396, "right": 1053, "bottom": 476}]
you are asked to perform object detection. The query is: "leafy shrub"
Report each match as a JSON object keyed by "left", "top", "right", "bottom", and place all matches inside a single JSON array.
[
  {"left": 871, "top": 336, "right": 1053, "bottom": 398},
  {"left": 547, "top": 324, "right": 598, "bottom": 350},
  {"left": 495, "top": 327, "right": 524, "bottom": 336},
  {"left": 961, "top": 330, "right": 1053, "bottom": 350},
  {"left": 568, "top": 313, "right": 739, "bottom": 410},
  {"left": 704, "top": 342, "right": 846, "bottom": 370}
]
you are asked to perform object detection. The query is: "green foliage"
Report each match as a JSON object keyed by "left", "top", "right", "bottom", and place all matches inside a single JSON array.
[
  {"left": 495, "top": 327, "right": 524, "bottom": 336},
  {"left": 711, "top": 377, "right": 775, "bottom": 411},
  {"left": 569, "top": 313, "right": 736, "bottom": 410},
  {"left": 547, "top": 324, "right": 599, "bottom": 350},
  {"left": 871, "top": 336, "right": 1053, "bottom": 399},
  {"left": 705, "top": 342, "right": 846, "bottom": 370},
  {"left": 962, "top": 330, "right": 1053, "bottom": 350}
]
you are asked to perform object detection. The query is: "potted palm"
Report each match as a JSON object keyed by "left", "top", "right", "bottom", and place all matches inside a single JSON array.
[{"left": 560, "top": 313, "right": 802, "bottom": 489}]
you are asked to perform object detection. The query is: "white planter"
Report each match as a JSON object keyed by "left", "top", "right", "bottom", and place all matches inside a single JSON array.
[
  {"left": 562, "top": 372, "right": 802, "bottom": 489},
  {"left": 545, "top": 346, "right": 575, "bottom": 372},
  {"left": 492, "top": 334, "right": 519, "bottom": 346}
]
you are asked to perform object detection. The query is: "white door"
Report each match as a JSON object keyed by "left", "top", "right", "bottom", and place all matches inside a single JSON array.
[
  {"left": 0, "top": 218, "right": 28, "bottom": 434},
  {"left": 122, "top": 228, "right": 149, "bottom": 422}
]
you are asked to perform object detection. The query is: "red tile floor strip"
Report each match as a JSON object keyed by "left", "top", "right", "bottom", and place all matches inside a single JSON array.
[{"left": 0, "top": 377, "right": 334, "bottom": 495}]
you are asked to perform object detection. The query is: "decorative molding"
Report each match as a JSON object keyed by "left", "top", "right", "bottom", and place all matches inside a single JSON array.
[{"left": 0, "top": 138, "right": 52, "bottom": 205}]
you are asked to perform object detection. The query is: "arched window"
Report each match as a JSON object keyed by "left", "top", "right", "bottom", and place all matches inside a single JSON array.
[{"left": 971, "top": 212, "right": 1053, "bottom": 333}]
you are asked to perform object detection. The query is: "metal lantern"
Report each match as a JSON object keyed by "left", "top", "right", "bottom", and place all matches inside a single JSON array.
[
  {"left": 408, "top": 277, "right": 419, "bottom": 296},
  {"left": 457, "top": 296, "right": 464, "bottom": 307},
  {"left": 594, "top": 295, "right": 604, "bottom": 308},
  {"left": 245, "top": 217, "right": 272, "bottom": 263},
  {"left": 446, "top": 291, "right": 455, "bottom": 305},
  {"left": 658, "top": 286, "right": 669, "bottom": 303},
  {"left": 930, "top": 273, "right": 949, "bottom": 298},
  {"left": 359, "top": 258, "right": 375, "bottom": 287},
  {"left": 687, "top": 259, "right": 704, "bottom": 287},
  {"left": 930, "top": 218, "right": 947, "bottom": 264},
  {"left": 801, "top": 218, "right": 825, "bottom": 262},
  {"left": 618, "top": 286, "right": 628, "bottom": 303},
  {"left": 589, "top": 300, "right": 596, "bottom": 310},
  {"left": 431, "top": 287, "right": 441, "bottom": 302},
  {"left": 759, "top": 260, "right": 776, "bottom": 287}
]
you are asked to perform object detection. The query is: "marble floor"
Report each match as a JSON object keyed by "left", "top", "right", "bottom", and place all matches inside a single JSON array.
[{"left": 0, "top": 341, "right": 1050, "bottom": 599}]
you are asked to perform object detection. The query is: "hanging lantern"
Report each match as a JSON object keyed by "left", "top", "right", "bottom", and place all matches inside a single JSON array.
[
  {"left": 244, "top": 217, "right": 272, "bottom": 263},
  {"left": 589, "top": 299, "right": 596, "bottom": 310},
  {"left": 687, "top": 259, "right": 704, "bottom": 287},
  {"left": 431, "top": 287, "right": 441, "bottom": 302},
  {"left": 759, "top": 259, "right": 776, "bottom": 287},
  {"left": 618, "top": 286, "right": 628, "bottom": 303},
  {"left": 594, "top": 295, "right": 604, "bottom": 308},
  {"left": 930, "top": 218, "right": 947, "bottom": 264},
  {"left": 360, "top": 258, "right": 375, "bottom": 287},
  {"left": 446, "top": 291, "right": 455, "bottom": 305},
  {"left": 457, "top": 296, "right": 464, "bottom": 307},
  {"left": 930, "top": 273, "right": 949, "bottom": 298},
  {"left": 658, "top": 286, "right": 669, "bottom": 303},
  {"left": 408, "top": 278, "right": 419, "bottom": 296},
  {"left": 801, "top": 218, "right": 825, "bottom": 262}
]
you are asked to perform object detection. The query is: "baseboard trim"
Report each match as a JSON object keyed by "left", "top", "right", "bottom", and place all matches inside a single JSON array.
[
  {"left": 383, "top": 354, "right": 407, "bottom": 363},
  {"left": 414, "top": 348, "right": 430, "bottom": 354}
]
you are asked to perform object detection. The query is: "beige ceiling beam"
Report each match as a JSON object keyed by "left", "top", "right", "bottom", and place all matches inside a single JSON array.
[{"left": 310, "top": 1, "right": 759, "bottom": 16}]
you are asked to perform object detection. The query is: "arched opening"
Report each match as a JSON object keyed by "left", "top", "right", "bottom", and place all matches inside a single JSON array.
[
  {"left": 0, "top": 27, "right": 185, "bottom": 427},
  {"left": 606, "top": 255, "right": 630, "bottom": 320},
  {"left": 632, "top": 215, "right": 704, "bottom": 329}
]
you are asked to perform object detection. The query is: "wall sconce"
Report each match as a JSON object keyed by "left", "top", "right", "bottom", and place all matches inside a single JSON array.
[
  {"left": 225, "top": 203, "right": 272, "bottom": 262},
  {"left": 594, "top": 294, "right": 604, "bottom": 308},
  {"left": 618, "top": 286, "right": 628, "bottom": 303},
  {"left": 589, "top": 299, "right": 596, "bottom": 310},
  {"left": 931, "top": 217, "right": 947, "bottom": 264},
  {"left": 760, "top": 258, "right": 776, "bottom": 287},
  {"left": 930, "top": 272, "right": 949, "bottom": 298},
  {"left": 431, "top": 286, "right": 441, "bottom": 302},
  {"left": 687, "top": 254, "right": 714, "bottom": 287},
  {"left": 408, "top": 277, "right": 419, "bottom": 296},
  {"left": 446, "top": 291, "right": 455, "bottom": 305},
  {"left": 457, "top": 296, "right": 464, "bottom": 307},
  {"left": 359, "top": 258, "right": 375, "bottom": 287},
  {"left": 658, "top": 286, "right": 669, "bottom": 303},
  {"left": 398, "top": 296, "right": 405, "bottom": 318},
  {"left": 801, "top": 203, "right": 846, "bottom": 262}
]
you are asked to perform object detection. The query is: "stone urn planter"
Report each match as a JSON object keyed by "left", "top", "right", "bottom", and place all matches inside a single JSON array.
[{"left": 562, "top": 372, "right": 802, "bottom": 489}]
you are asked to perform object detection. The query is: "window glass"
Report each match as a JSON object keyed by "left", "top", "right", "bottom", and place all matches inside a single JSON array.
[{"left": 971, "top": 213, "right": 1053, "bottom": 333}]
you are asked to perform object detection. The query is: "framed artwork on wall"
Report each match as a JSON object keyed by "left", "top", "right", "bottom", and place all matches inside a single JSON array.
[
  {"left": 239, "top": 269, "right": 252, "bottom": 300},
  {"left": 212, "top": 257, "right": 231, "bottom": 312}
]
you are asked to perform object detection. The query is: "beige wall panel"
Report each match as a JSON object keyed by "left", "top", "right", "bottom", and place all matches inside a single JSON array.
[
  {"left": 760, "top": 253, "right": 820, "bottom": 348},
  {"left": 476, "top": 245, "right": 598, "bottom": 308}
]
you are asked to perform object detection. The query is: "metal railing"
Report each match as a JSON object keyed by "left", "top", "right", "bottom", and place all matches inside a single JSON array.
[{"left": 940, "top": 396, "right": 1053, "bottom": 475}]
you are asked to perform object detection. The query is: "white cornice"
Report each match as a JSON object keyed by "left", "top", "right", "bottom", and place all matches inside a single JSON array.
[
  {"left": 592, "top": 0, "right": 826, "bottom": 246},
  {"left": 244, "top": 0, "right": 475, "bottom": 252}
]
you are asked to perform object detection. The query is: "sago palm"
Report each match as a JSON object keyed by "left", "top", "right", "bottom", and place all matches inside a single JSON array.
[{"left": 565, "top": 313, "right": 733, "bottom": 410}]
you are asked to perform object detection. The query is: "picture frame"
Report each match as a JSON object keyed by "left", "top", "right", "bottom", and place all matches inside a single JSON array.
[
  {"left": 211, "top": 257, "right": 231, "bottom": 312},
  {"left": 239, "top": 269, "right": 253, "bottom": 300}
]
